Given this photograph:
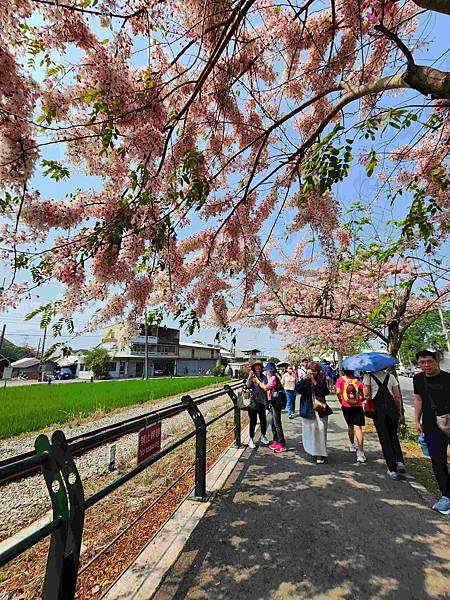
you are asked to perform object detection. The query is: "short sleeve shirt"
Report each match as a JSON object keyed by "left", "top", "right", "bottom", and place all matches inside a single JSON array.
[
  {"left": 281, "top": 372, "right": 296, "bottom": 390},
  {"left": 413, "top": 370, "right": 450, "bottom": 432},
  {"left": 363, "top": 371, "right": 398, "bottom": 398},
  {"left": 249, "top": 375, "right": 268, "bottom": 406},
  {"left": 336, "top": 376, "right": 364, "bottom": 408}
]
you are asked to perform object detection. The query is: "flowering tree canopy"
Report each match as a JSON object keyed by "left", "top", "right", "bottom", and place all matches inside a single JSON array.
[
  {"left": 233, "top": 230, "right": 449, "bottom": 357},
  {"left": 0, "top": 0, "right": 449, "bottom": 340}
]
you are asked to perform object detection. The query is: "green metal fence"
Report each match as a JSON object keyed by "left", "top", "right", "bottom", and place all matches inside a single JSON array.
[{"left": 0, "top": 383, "right": 242, "bottom": 599}]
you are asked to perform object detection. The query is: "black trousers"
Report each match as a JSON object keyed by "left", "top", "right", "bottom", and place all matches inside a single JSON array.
[
  {"left": 373, "top": 412, "right": 404, "bottom": 472},
  {"left": 249, "top": 402, "right": 267, "bottom": 438},
  {"left": 270, "top": 399, "right": 285, "bottom": 446},
  {"left": 424, "top": 429, "right": 450, "bottom": 497}
]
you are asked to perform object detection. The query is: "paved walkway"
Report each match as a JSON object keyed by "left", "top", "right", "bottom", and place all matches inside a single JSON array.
[{"left": 153, "top": 398, "right": 450, "bottom": 600}]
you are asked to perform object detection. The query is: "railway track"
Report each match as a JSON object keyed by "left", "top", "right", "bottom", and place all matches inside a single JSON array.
[{"left": 0, "top": 380, "right": 241, "bottom": 485}]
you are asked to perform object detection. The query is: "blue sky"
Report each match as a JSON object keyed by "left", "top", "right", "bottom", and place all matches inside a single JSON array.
[{"left": 1, "top": 7, "right": 449, "bottom": 358}]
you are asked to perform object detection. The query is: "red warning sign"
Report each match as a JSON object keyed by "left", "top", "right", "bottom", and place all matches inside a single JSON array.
[{"left": 137, "top": 422, "right": 162, "bottom": 464}]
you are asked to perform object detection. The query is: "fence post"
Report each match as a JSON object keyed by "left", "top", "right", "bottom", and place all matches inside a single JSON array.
[
  {"left": 36, "top": 430, "right": 85, "bottom": 600},
  {"left": 182, "top": 395, "right": 211, "bottom": 501},
  {"left": 224, "top": 384, "right": 241, "bottom": 448}
]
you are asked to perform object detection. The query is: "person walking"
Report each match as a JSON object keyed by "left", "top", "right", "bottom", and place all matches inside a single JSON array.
[
  {"left": 246, "top": 361, "right": 270, "bottom": 449},
  {"left": 296, "top": 362, "right": 331, "bottom": 464},
  {"left": 297, "top": 358, "right": 309, "bottom": 380},
  {"left": 282, "top": 365, "right": 297, "bottom": 419},
  {"left": 323, "top": 360, "right": 336, "bottom": 392},
  {"left": 251, "top": 362, "right": 286, "bottom": 453},
  {"left": 413, "top": 350, "right": 450, "bottom": 515},
  {"left": 336, "top": 369, "right": 366, "bottom": 463},
  {"left": 363, "top": 368, "right": 405, "bottom": 480}
]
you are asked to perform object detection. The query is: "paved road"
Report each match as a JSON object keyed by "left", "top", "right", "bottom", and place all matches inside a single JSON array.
[
  {"left": 398, "top": 375, "right": 415, "bottom": 422},
  {"left": 154, "top": 397, "right": 449, "bottom": 600}
]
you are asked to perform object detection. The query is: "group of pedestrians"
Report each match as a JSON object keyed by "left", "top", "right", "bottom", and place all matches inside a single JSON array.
[{"left": 245, "top": 350, "right": 449, "bottom": 515}]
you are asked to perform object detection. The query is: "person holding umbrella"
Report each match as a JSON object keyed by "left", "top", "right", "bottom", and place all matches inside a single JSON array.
[
  {"left": 344, "top": 353, "right": 405, "bottom": 480},
  {"left": 335, "top": 369, "right": 366, "bottom": 463}
]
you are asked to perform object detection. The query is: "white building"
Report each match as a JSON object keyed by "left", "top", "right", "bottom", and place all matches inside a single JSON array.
[
  {"left": 75, "top": 325, "right": 222, "bottom": 379},
  {"left": 226, "top": 348, "right": 269, "bottom": 378}
]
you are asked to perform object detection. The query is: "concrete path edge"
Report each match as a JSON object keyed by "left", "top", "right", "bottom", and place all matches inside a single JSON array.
[{"left": 102, "top": 425, "right": 251, "bottom": 600}]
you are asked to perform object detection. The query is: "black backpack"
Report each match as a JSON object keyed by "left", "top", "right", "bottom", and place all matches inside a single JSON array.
[{"left": 370, "top": 373, "right": 398, "bottom": 416}]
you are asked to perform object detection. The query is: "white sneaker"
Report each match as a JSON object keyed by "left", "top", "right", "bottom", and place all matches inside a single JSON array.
[
  {"left": 356, "top": 450, "right": 367, "bottom": 463},
  {"left": 432, "top": 496, "right": 450, "bottom": 515},
  {"left": 387, "top": 470, "right": 399, "bottom": 481},
  {"left": 397, "top": 461, "right": 406, "bottom": 473},
  {"left": 349, "top": 442, "right": 357, "bottom": 453},
  {"left": 248, "top": 438, "right": 256, "bottom": 449},
  {"left": 260, "top": 436, "right": 269, "bottom": 446}
]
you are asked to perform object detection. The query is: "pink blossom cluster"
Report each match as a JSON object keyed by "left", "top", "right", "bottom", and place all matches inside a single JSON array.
[{"left": 0, "top": 0, "right": 446, "bottom": 342}]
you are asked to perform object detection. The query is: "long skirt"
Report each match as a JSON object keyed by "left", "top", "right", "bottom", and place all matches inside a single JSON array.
[{"left": 302, "top": 413, "right": 328, "bottom": 457}]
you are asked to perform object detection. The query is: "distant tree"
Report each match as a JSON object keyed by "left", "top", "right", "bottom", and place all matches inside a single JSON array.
[
  {"left": 0, "top": 340, "right": 35, "bottom": 375},
  {"left": 213, "top": 364, "right": 225, "bottom": 376},
  {"left": 400, "top": 310, "right": 450, "bottom": 365},
  {"left": 267, "top": 356, "right": 280, "bottom": 365},
  {"left": 85, "top": 347, "right": 110, "bottom": 378},
  {"left": 286, "top": 345, "right": 309, "bottom": 366},
  {"left": 239, "top": 366, "right": 250, "bottom": 379},
  {"left": 0, "top": 339, "right": 34, "bottom": 363}
]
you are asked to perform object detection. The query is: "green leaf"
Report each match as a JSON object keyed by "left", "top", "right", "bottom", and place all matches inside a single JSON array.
[{"left": 41, "top": 159, "right": 70, "bottom": 181}]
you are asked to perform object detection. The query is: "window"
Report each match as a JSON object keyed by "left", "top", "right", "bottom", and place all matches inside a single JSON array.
[
  {"left": 79, "top": 364, "right": 85, "bottom": 372},
  {"left": 119, "top": 361, "right": 126, "bottom": 375},
  {"left": 191, "top": 348, "right": 195, "bottom": 359},
  {"left": 210, "top": 350, "right": 214, "bottom": 358},
  {"left": 157, "top": 345, "right": 176, "bottom": 355}
]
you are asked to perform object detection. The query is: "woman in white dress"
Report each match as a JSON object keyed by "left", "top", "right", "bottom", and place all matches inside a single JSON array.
[{"left": 296, "top": 362, "right": 332, "bottom": 464}]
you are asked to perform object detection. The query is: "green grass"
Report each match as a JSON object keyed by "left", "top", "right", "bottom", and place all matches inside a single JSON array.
[
  {"left": 399, "top": 429, "right": 443, "bottom": 499},
  {"left": 366, "top": 422, "right": 442, "bottom": 498},
  {"left": 0, "top": 377, "right": 229, "bottom": 439},
  {"left": 402, "top": 440, "right": 442, "bottom": 499}
]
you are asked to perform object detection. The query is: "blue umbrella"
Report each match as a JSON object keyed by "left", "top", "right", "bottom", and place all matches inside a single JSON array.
[{"left": 342, "top": 352, "right": 399, "bottom": 373}]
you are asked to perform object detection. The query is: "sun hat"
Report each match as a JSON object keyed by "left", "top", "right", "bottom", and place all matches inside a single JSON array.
[
  {"left": 264, "top": 362, "right": 277, "bottom": 372},
  {"left": 251, "top": 359, "right": 264, "bottom": 367}
]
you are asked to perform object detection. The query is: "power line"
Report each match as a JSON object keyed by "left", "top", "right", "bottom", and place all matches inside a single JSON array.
[{"left": 3, "top": 333, "right": 103, "bottom": 338}]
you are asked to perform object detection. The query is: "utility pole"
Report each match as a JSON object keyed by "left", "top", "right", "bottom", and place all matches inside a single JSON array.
[
  {"left": 437, "top": 306, "right": 450, "bottom": 354},
  {"left": 0, "top": 324, "right": 5, "bottom": 351},
  {"left": 36, "top": 337, "right": 41, "bottom": 358},
  {"left": 144, "top": 313, "right": 149, "bottom": 380},
  {"left": 430, "top": 274, "right": 450, "bottom": 354},
  {"left": 38, "top": 326, "right": 47, "bottom": 382}
]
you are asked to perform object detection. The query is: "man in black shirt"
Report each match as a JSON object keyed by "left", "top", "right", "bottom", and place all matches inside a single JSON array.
[{"left": 414, "top": 350, "right": 450, "bottom": 515}]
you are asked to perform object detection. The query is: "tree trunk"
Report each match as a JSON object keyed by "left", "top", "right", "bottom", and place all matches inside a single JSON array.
[
  {"left": 388, "top": 337, "right": 400, "bottom": 358},
  {"left": 403, "top": 64, "right": 450, "bottom": 100},
  {"left": 336, "top": 350, "right": 343, "bottom": 373},
  {"left": 388, "top": 322, "right": 400, "bottom": 358},
  {"left": 412, "top": 0, "right": 450, "bottom": 15}
]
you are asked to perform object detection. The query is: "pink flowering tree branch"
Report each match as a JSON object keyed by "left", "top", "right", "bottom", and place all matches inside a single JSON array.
[{"left": 0, "top": 0, "right": 448, "bottom": 338}]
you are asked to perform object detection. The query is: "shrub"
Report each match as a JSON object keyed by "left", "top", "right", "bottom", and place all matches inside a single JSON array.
[{"left": 85, "top": 347, "right": 110, "bottom": 378}]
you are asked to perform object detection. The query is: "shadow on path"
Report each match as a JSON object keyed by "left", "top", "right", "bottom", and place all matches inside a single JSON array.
[{"left": 154, "top": 403, "right": 450, "bottom": 600}]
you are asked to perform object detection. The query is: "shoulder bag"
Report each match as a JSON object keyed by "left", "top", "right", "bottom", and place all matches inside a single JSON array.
[
  {"left": 312, "top": 386, "right": 333, "bottom": 418},
  {"left": 237, "top": 385, "right": 257, "bottom": 411}
]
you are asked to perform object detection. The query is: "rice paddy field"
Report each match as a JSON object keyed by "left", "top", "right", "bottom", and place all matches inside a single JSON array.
[{"left": 0, "top": 376, "right": 228, "bottom": 439}]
